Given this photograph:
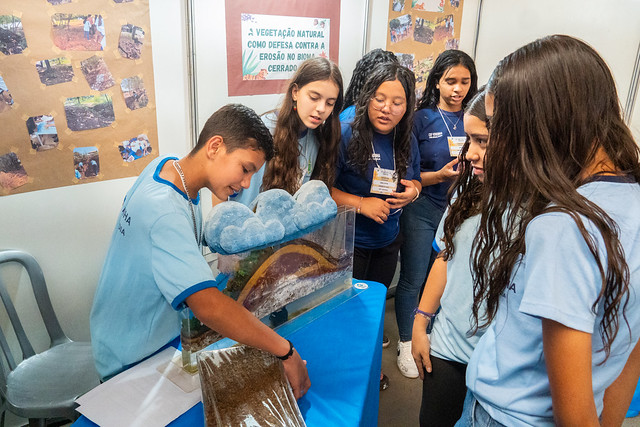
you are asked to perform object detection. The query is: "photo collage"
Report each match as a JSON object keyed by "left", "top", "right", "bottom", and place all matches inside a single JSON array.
[
  {"left": 0, "top": 0, "right": 157, "bottom": 195},
  {"left": 388, "top": 0, "right": 464, "bottom": 101}
]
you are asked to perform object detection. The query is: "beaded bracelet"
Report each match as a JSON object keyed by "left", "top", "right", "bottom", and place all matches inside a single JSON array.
[{"left": 413, "top": 307, "right": 436, "bottom": 322}]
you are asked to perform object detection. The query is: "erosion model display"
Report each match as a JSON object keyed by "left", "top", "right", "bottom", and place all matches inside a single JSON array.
[
  {"left": 180, "top": 181, "right": 355, "bottom": 373},
  {"left": 197, "top": 346, "right": 305, "bottom": 426}
]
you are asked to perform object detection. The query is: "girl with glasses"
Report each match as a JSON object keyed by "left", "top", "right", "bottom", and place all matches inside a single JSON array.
[{"left": 332, "top": 62, "right": 422, "bottom": 390}]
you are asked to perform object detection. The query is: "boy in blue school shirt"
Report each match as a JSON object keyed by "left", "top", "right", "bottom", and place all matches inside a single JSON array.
[{"left": 90, "top": 104, "right": 310, "bottom": 398}]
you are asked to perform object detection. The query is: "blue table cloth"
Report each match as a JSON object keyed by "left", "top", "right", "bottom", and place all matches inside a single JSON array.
[{"left": 74, "top": 280, "right": 386, "bottom": 426}]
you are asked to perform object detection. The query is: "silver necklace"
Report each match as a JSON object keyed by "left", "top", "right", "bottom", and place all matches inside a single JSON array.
[
  {"left": 173, "top": 160, "right": 200, "bottom": 246},
  {"left": 437, "top": 107, "right": 463, "bottom": 130}
]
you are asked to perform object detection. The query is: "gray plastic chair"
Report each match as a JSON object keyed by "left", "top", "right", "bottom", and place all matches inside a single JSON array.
[{"left": 0, "top": 250, "right": 100, "bottom": 426}]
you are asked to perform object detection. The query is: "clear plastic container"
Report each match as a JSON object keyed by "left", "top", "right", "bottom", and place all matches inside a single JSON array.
[{"left": 180, "top": 206, "right": 355, "bottom": 372}]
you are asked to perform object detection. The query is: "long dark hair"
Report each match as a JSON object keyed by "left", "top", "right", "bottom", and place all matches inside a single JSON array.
[
  {"left": 347, "top": 62, "right": 415, "bottom": 180},
  {"left": 417, "top": 49, "right": 477, "bottom": 111},
  {"left": 343, "top": 49, "right": 398, "bottom": 110},
  {"left": 471, "top": 35, "right": 640, "bottom": 359},
  {"left": 262, "top": 57, "right": 343, "bottom": 195},
  {"left": 441, "top": 89, "right": 486, "bottom": 259}
]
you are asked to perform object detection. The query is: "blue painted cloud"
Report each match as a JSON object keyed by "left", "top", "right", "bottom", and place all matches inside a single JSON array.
[{"left": 204, "top": 180, "right": 338, "bottom": 255}]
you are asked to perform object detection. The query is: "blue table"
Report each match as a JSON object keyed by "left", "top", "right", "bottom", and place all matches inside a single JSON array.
[{"left": 74, "top": 280, "right": 386, "bottom": 426}]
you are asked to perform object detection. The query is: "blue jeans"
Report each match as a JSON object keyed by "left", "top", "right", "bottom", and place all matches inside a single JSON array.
[
  {"left": 395, "top": 195, "right": 445, "bottom": 341},
  {"left": 454, "top": 391, "right": 506, "bottom": 427}
]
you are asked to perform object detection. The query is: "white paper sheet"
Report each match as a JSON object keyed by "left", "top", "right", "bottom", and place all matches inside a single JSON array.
[{"left": 75, "top": 348, "right": 202, "bottom": 427}]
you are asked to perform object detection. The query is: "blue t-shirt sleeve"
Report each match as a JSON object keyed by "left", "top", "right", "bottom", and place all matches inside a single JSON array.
[
  {"left": 150, "top": 213, "right": 217, "bottom": 310},
  {"left": 433, "top": 206, "right": 449, "bottom": 253},
  {"left": 519, "top": 213, "right": 602, "bottom": 333}
]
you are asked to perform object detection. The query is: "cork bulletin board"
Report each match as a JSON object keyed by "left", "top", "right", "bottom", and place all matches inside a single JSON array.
[
  {"left": 386, "top": 0, "right": 465, "bottom": 100},
  {"left": 0, "top": 0, "right": 158, "bottom": 196}
]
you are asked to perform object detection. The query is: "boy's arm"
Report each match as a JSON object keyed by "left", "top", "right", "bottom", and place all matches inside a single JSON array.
[{"left": 186, "top": 287, "right": 310, "bottom": 398}]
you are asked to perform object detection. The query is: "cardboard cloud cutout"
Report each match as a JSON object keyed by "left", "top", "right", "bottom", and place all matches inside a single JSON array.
[{"left": 205, "top": 180, "right": 337, "bottom": 255}]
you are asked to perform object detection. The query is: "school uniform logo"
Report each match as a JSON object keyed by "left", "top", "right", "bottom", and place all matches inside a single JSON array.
[
  {"left": 500, "top": 282, "right": 517, "bottom": 297},
  {"left": 428, "top": 131, "right": 443, "bottom": 139}
]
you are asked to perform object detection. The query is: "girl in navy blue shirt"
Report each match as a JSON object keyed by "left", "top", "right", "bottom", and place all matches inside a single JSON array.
[
  {"left": 395, "top": 50, "right": 477, "bottom": 379},
  {"left": 332, "top": 62, "right": 421, "bottom": 390}
]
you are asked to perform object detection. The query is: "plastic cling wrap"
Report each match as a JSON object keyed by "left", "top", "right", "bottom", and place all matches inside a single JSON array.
[{"left": 197, "top": 346, "right": 306, "bottom": 427}]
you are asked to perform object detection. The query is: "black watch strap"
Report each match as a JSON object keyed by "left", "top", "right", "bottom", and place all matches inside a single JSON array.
[{"left": 276, "top": 339, "right": 294, "bottom": 361}]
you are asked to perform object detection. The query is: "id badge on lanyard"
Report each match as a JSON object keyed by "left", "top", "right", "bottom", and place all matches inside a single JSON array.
[
  {"left": 448, "top": 136, "right": 467, "bottom": 157},
  {"left": 370, "top": 167, "right": 398, "bottom": 195}
]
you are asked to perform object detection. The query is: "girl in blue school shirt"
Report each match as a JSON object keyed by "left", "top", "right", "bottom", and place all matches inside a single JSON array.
[
  {"left": 230, "top": 57, "right": 343, "bottom": 205},
  {"left": 459, "top": 35, "right": 640, "bottom": 426},
  {"left": 411, "top": 89, "right": 489, "bottom": 427},
  {"left": 332, "top": 62, "right": 422, "bottom": 390},
  {"left": 395, "top": 50, "right": 477, "bottom": 379}
]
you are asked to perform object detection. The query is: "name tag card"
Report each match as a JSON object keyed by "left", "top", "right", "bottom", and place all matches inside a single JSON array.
[
  {"left": 370, "top": 167, "right": 398, "bottom": 195},
  {"left": 448, "top": 136, "right": 467, "bottom": 157}
]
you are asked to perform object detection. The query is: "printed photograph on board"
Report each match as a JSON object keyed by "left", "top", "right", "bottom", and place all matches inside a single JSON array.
[
  {"left": 118, "top": 24, "right": 144, "bottom": 59},
  {"left": 120, "top": 76, "right": 148, "bottom": 110},
  {"left": 0, "top": 152, "right": 28, "bottom": 191},
  {"left": 389, "top": 14, "right": 412, "bottom": 44},
  {"left": 51, "top": 14, "right": 106, "bottom": 51},
  {"left": 392, "top": 0, "right": 405, "bottom": 12},
  {"left": 0, "top": 15, "right": 28, "bottom": 55},
  {"left": 434, "top": 15, "right": 454, "bottom": 42},
  {"left": 412, "top": 0, "right": 444, "bottom": 13},
  {"left": 118, "top": 134, "right": 151, "bottom": 162},
  {"left": 414, "top": 17, "right": 435, "bottom": 45},
  {"left": 73, "top": 147, "right": 100, "bottom": 179},
  {"left": 26, "top": 115, "right": 59, "bottom": 151},
  {"left": 36, "top": 57, "right": 74, "bottom": 86},
  {"left": 395, "top": 53, "right": 415, "bottom": 71},
  {"left": 0, "top": 75, "right": 14, "bottom": 113},
  {"left": 81, "top": 55, "right": 115, "bottom": 91},
  {"left": 64, "top": 94, "right": 115, "bottom": 131},
  {"left": 445, "top": 38, "right": 460, "bottom": 49},
  {"left": 414, "top": 54, "right": 435, "bottom": 99}
]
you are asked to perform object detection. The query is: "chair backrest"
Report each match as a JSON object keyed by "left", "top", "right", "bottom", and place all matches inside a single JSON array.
[{"left": 0, "top": 250, "right": 69, "bottom": 372}]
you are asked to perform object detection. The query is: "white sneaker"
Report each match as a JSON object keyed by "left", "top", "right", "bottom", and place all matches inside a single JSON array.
[{"left": 397, "top": 340, "right": 419, "bottom": 378}]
